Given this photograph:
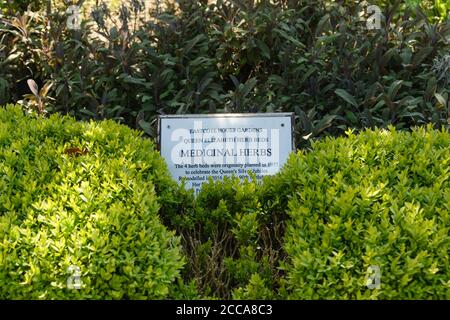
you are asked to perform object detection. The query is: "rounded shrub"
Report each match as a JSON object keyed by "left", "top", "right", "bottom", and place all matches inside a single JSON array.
[
  {"left": 274, "top": 126, "right": 450, "bottom": 299},
  {"left": 0, "top": 105, "right": 184, "bottom": 299},
  {"left": 161, "top": 126, "right": 449, "bottom": 300}
]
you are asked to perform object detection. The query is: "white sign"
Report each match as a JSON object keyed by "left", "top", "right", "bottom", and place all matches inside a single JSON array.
[{"left": 158, "top": 113, "right": 294, "bottom": 193}]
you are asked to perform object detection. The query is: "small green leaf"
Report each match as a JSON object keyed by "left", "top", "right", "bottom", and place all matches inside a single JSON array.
[
  {"left": 138, "top": 120, "right": 154, "bottom": 136},
  {"left": 256, "top": 39, "right": 270, "bottom": 59},
  {"left": 335, "top": 89, "right": 358, "bottom": 108}
]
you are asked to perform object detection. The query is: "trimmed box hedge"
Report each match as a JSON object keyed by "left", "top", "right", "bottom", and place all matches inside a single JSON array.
[
  {"left": 0, "top": 105, "right": 184, "bottom": 299},
  {"left": 274, "top": 127, "right": 450, "bottom": 299},
  {"left": 163, "top": 125, "right": 450, "bottom": 300},
  {"left": 1, "top": 105, "right": 449, "bottom": 299}
]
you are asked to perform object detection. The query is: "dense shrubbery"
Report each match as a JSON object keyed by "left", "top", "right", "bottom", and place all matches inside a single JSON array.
[
  {"left": 166, "top": 175, "right": 282, "bottom": 299},
  {"left": 0, "top": 105, "right": 184, "bottom": 299},
  {"left": 277, "top": 126, "right": 450, "bottom": 299},
  {"left": 172, "top": 125, "right": 449, "bottom": 299},
  {"left": 0, "top": 0, "right": 449, "bottom": 144},
  {"left": 1, "top": 0, "right": 449, "bottom": 300},
  {"left": 1, "top": 105, "right": 449, "bottom": 299},
  {"left": 0, "top": 0, "right": 45, "bottom": 14}
]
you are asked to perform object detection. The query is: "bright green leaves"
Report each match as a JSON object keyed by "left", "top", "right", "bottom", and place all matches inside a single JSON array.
[
  {"left": 0, "top": 106, "right": 183, "bottom": 299},
  {"left": 168, "top": 125, "right": 450, "bottom": 299},
  {"left": 1, "top": 106, "right": 449, "bottom": 299},
  {"left": 281, "top": 126, "right": 450, "bottom": 299}
]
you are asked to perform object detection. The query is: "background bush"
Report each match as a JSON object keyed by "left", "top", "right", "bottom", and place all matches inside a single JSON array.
[
  {"left": 0, "top": 105, "right": 184, "bottom": 299},
  {"left": 0, "top": 0, "right": 449, "bottom": 144}
]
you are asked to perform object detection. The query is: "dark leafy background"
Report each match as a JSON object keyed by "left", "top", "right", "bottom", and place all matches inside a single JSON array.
[{"left": 0, "top": 0, "right": 449, "bottom": 147}]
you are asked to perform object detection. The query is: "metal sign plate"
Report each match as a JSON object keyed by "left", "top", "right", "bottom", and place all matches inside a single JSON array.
[{"left": 158, "top": 113, "right": 295, "bottom": 192}]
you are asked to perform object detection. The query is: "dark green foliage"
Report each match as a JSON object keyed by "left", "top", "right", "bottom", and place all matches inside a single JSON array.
[
  {"left": 372, "top": 0, "right": 449, "bottom": 22},
  {"left": 169, "top": 176, "right": 281, "bottom": 299},
  {"left": 0, "top": 1, "right": 449, "bottom": 144},
  {"left": 0, "top": 0, "right": 45, "bottom": 14},
  {"left": 0, "top": 105, "right": 184, "bottom": 299}
]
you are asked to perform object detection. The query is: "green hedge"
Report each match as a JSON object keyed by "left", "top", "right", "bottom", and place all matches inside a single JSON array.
[
  {"left": 0, "top": 105, "right": 184, "bottom": 299},
  {"left": 173, "top": 125, "right": 450, "bottom": 299},
  {"left": 1, "top": 105, "right": 449, "bottom": 299},
  {"left": 272, "top": 126, "right": 450, "bottom": 299},
  {"left": 168, "top": 175, "right": 278, "bottom": 299},
  {"left": 164, "top": 125, "right": 450, "bottom": 299}
]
